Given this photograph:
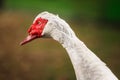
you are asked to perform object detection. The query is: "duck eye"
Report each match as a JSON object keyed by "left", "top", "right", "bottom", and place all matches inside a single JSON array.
[{"left": 37, "top": 21, "right": 41, "bottom": 24}]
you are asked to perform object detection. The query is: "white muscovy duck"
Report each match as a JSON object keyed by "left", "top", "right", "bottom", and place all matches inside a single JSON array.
[{"left": 20, "top": 11, "right": 118, "bottom": 80}]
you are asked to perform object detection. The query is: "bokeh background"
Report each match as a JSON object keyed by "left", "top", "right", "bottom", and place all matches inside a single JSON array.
[{"left": 0, "top": 0, "right": 120, "bottom": 80}]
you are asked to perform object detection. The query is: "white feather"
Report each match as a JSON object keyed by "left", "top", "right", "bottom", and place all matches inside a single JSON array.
[{"left": 34, "top": 11, "right": 118, "bottom": 80}]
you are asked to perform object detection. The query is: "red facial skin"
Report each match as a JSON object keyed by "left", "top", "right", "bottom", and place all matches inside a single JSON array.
[{"left": 20, "top": 17, "right": 48, "bottom": 45}]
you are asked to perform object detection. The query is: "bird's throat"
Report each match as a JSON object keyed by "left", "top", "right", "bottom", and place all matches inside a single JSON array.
[{"left": 63, "top": 37, "right": 118, "bottom": 80}]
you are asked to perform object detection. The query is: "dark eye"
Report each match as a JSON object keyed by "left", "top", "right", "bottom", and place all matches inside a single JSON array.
[{"left": 37, "top": 21, "right": 41, "bottom": 24}]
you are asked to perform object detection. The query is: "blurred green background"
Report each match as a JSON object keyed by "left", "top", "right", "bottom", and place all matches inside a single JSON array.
[{"left": 0, "top": 0, "right": 120, "bottom": 80}]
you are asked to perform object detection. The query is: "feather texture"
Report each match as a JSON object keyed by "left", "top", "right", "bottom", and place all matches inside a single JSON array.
[
  {"left": 37, "top": 12, "right": 118, "bottom": 80},
  {"left": 22, "top": 11, "right": 119, "bottom": 80}
]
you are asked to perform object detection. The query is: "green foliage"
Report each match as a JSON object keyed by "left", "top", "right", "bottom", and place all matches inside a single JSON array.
[
  {"left": 5, "top": 0, "right": 120, "bottom": 21},
  {"left": 5, "top": 0, "right": 75, "bottom": 17}
]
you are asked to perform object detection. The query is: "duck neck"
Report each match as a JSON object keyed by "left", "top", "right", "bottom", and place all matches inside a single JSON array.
[
  {"left": 61, "top": 35, "right": 118, "bottom": 80},
  {"left": 62, "top": 36, "right": 89, "bottom": 80},
  {"left": 51, "top": 29, "right": 118, "bottom": 80}
]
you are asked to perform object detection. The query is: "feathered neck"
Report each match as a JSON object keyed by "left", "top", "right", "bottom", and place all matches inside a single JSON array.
[
  {"left": 61, "top": 35, "right": 118, "bottom": 80},
  {"left": 42, "top": 12, "right": 118, "bottom": 80},
  {"left": 50, "top": 26, "right": 118, "bottom": 80}
]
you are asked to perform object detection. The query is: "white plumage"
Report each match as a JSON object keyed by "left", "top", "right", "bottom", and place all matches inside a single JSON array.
[{"left": 21, "top": 11, "right": 118, "bottom": 80}]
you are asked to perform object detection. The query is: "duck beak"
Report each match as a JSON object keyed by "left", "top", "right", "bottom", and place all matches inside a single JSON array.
[{"left": 20, "top": 35, "right": 38, "bottom": 45}]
